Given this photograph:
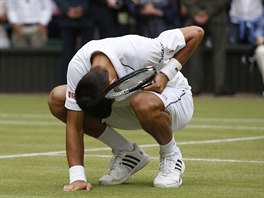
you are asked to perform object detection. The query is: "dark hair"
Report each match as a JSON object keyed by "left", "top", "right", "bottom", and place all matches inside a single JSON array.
[{"left": 75, "top": 67, "right": 114, "bottom": 118}]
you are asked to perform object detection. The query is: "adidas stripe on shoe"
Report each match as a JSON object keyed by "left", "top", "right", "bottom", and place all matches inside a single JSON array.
[{"left": 98, "top": 143, "right": 150, "bottom": 185}]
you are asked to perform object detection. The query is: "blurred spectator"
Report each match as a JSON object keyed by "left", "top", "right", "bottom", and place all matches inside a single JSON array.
[
  {"left": 53, "top": 0, "right": 94, "bottom": 84},
  {"left": 116, "top": 1, "right": 133, "bottom": 35},
  {"left": 0, "top": 0, "right": 10, "bottom": 48},
  {"left": 228, "top": 0, "right": 263, "bottom": 45},
  {"left": 90, "top": 0, "right": 123, "bottom": 39},
  {"left": 228, "top": 0, "right": 264, "bottom": 96},
  {"left": 181, "top": 0, "right": 233, "bottom": 96},
  {"left": 47, "top": 0, "right": 61, "bottom": 44},
  {"left": 128, "top": 0, "right": 181, "bottom": 38},
  {"left": 6, "top": 0, "right": 53, "bottom": 48}
]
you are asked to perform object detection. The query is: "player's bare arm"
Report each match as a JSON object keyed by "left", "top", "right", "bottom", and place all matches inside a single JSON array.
[
  {"left": 63, "top": 52, "right": 118, "bottom": 192},
  {"left": 176, "top": 26, "right": 204, "bottom": 65},
  {"left": 48, "top": 86, "right": 86, "bottom": 168},
  {"left": 48, "top": 85, "right": 84, "bottom": 167},
  {"left": 64, "top": 110, "right": 93, "bottom": 191},
  {"left": 48, "top": 86, "right": 93, "bottom": 191},
  {"left": 66, "top": 110, "right": 85, "bottom": 167}
]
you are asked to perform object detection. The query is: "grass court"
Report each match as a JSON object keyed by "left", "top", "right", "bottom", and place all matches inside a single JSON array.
[{"left": 0, "top": 94, "right": 263, "bottom": 197}]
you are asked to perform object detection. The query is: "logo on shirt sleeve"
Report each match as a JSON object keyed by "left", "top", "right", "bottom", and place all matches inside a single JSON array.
[
  {"left": 68, "top": 91, "right": 76, "bottom": 99},
  {"left": 159, "top": 42, "right": 165, "bottom": 63}
]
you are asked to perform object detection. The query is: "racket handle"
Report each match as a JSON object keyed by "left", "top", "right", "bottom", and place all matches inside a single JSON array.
[
  {"left": 160, "top": 58, "right": 182, "bottom": 81},
  {"left": 141, "top": 81, "right": 153, "bottom": 89}
]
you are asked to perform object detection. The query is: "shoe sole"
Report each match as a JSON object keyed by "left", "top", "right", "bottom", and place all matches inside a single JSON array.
[
  {"left": 154, "top": 178, "right": 182, "bottom": 188},
  {"left": 98, "top": 154, "right": 151, "bottom": 185}
]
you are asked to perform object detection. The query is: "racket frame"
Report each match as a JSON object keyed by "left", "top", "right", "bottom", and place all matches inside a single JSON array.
[{"left": 104, "top": 66, "right": 157, "bottom": 99}]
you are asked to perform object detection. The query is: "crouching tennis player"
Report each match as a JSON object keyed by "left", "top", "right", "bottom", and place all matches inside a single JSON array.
[{"left": 48, "top": 25, "right": 204, "bottom": 191}]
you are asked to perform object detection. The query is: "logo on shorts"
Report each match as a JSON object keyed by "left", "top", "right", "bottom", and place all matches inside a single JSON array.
[{"left": 162, "top": 93, "right": 168, "bottom": 101}]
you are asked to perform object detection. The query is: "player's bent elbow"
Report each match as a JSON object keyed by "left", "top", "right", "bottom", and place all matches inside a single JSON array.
[
  {"left": 197, "top": 26, "right": 205, "bottom": 39},
  {"left": 191, "top": 26, "right": 204, "bottom": 40},
  {"left": 180, "top": 26, "right": 204, "bottom": 44}
]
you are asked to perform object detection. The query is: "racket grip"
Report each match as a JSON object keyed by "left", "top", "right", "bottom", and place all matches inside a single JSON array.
[{"left": 160, "top": 58, "right": 182, "bottom": 81}]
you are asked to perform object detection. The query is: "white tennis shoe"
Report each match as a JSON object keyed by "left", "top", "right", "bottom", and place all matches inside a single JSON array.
[
  {"left": 98, "top": 143, "right": 151, "bottom": 185},
  {"left": 153, "top": 152, "right": 185, "bottom": 188}
]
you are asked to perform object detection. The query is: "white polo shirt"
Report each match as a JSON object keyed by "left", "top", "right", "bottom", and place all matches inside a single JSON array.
[
  {"left": 65, "top": 28, "right": 190, "bottom": 111},
  {"left": 7, "top": 0, "right": 53, "bottom": 26}
]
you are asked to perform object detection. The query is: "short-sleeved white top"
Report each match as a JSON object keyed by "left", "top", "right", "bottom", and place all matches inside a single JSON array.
[{"left": 65, "top": 28, "right": 190, "bottom": 111}]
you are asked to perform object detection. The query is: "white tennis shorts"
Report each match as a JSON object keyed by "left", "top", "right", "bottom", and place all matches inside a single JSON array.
[{"left": 104, "top": 88, "right": 194, "bottom": 132}]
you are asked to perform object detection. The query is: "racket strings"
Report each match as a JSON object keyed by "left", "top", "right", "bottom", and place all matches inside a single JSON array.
[
  {"left": 110, "top": 72, "right": 152, "bottom": 97},
  {"left": 105, "top": 67, "right": 157, "bottom": 99}
]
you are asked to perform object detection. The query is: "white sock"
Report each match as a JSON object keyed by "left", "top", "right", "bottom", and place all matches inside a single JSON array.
[
  {"left": 159, "top": 137, "right": 182, "bottom": 158},
  {"left": 97, "top": 125, "right": 134, "bottom": 151}
]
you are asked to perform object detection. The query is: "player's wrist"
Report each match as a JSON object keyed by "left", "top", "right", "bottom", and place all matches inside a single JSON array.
[
  {"left": 160, "top": 58, "right": 182, "bottom": 81},
  {"left": 159, "top": 71, "right": 170, "bottom": 82},
  {"left": 69, "top": 165, "right": 87, "bottom": 184}
]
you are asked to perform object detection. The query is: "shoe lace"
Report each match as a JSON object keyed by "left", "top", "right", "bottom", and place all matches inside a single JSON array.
[
  {"left": 108, "top": 151, "right": 125, "bottom": 175},
  {"left": 159, "top": 155, "right": 178, "bottom": 177}
]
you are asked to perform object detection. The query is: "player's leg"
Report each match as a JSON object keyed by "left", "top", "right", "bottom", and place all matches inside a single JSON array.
[
  {"left": 130, "top": 89, "right": 193, "bottom": 188},
  {"left": 96, "top": 106, "right": 150, "bottom": 185},
  {"left": 130, "top": 91, "right": 173, "bottom": 145},
  {"left": 48, "top": 85, "right": 67, "bottom": 123}
]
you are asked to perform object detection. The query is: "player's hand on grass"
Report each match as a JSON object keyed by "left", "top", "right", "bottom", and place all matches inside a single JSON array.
[
  {"left": 63, "top": 180, "right": 92, "bottom": 192},
  {"left": 143, "top": 72, "right": 168, "bottom": 93}
]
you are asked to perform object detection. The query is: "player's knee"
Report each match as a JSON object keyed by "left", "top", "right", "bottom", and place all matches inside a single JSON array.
[
  {"left": 189, "top": 26, "right": 204, "bottom": 41},
  {"left": 130, "top": 92, "right": 161, "bottom": 117},
  {"left": 48, "top": 88, "right": 56, "bottom": 109},
  {"left": 48, "top": 86, "right": 66, "bottom": 115},
  {"left": 196, "top": 26, "right": 204, "bottom": 38},
  {"left": 191, "top": 26, "right": 204, "bottom": 39}
]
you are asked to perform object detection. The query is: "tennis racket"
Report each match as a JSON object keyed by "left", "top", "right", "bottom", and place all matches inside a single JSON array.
[{"left": 104, "top": 66, "right": 157, "bottom": 99}]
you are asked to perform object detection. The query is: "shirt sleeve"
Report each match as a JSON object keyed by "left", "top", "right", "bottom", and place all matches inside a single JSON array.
[
  {"left": 156, "top": 29, "right": 186, "bottom": 60},
  {"left": 65, "top": 58, "right": 85, "bottom": 111},
  {"left": 145, "top": 28, "right": 186, "bottom": 66},
  {"left": 122, "top": 29, "right": 186, "bottom": 69}
]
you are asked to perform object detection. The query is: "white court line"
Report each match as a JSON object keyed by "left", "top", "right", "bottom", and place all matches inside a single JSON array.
[
  {"left": 0, "top": 114, "right": 53, "bottom": 119},
  {"left": 1, "top": 120, "right": 263, "bottom": 131},
  {"left": 1, "top": 113, "right": 263, "bottom": 123},
  {"left": 192, "top": 117, "right": 263, "bottom": 123},
  {"left": 83, "top": 155, "right": 264, "bottom": 164},
  {"left": 182, "top": 157, "right": 264, "bottom": 164},
  {"left": 1, "top": 136, "right": 263, "bottom": 159},
  {"left": 0, "top": 120, "right": 64, "bottom": 126},
  {"left": 186, "top": 125, "right": 263, "bottom": 131},
  {"left": 140, "top": 136, "right": 264, "bottom": 147}
]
